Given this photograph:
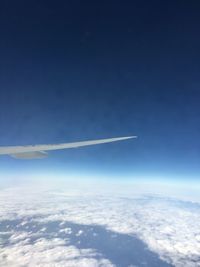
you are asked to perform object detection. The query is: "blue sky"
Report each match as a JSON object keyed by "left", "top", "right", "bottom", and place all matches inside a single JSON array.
[{"left": 0, "top": 0, "right": 200, "bottom": 182}]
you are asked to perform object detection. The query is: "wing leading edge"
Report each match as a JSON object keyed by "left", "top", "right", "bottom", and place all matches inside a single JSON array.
[{"left": 0, "top": 136, "right": 137, "bottom": 159}]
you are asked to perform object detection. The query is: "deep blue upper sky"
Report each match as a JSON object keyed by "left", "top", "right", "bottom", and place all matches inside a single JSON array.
[{"left": 0, "top": 0, "right": 200, "bottom": 180}]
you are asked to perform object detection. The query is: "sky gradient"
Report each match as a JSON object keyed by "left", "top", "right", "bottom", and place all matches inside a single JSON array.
[{"left": 0, "top": 1, "right": 200, "bottom": 181}]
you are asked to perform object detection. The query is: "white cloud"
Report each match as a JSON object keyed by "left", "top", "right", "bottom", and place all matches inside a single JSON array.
[
  {"left": 76, "top": 230, "right": 83, "bottom": 236},
  {"left": 0, "top": 186, "right": 200, "bottom": 266},
  {"left": 59, "top": 227, "right": 72, "bottom": 234},
  {"left": 0, "top": 237, "right": 114, "bottom": 267}
]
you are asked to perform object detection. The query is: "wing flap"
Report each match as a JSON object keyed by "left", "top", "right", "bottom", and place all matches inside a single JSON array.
[{"left": 10, "top": 151, "right": 48, "bottom": 159}]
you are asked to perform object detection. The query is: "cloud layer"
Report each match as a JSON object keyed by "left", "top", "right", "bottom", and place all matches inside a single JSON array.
[{"left": 0, "top": 186, "right": 200, "bottom": 266}]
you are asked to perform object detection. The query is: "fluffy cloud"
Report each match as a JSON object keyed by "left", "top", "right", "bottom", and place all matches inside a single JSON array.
[
  {"left": 0, "top": 235, "right": 114, "bottom": 267},
  {"left": 0, "top": 186, "right": 200, "bottom": 266}
]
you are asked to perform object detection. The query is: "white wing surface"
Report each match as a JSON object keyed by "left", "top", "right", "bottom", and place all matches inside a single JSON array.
[{"left": 0, "top": 136, "right": 136, "bottom": 159}]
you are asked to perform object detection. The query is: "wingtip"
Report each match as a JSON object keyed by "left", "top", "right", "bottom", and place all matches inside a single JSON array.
[
  {"left": 125, "top": 135, "right": 137, "bottom": 139},
  {"left": 115, "top": 135, "right": 137, "bottom": 141}
]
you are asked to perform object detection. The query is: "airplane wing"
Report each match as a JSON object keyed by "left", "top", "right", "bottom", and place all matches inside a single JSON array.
[{"left": 0, "top": 136, "right": 137, "bottom": 159}]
